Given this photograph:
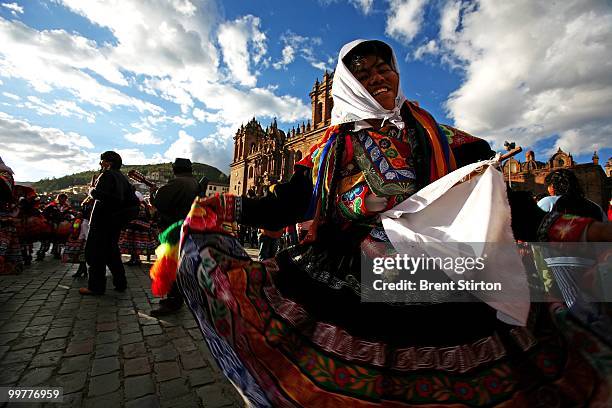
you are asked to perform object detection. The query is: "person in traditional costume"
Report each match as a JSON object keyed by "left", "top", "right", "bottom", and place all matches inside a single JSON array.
[
  {"left": 152, "top": 40, "right": 612, "bottom": 406},
  {"left": 0, "top": 157, "right": 23, "bottom": 275},
  {"left": 119, "top": 191, "right": 158, "bottom": 266},
  {"left": 38, "top": 193, "right": 74, "bottom": 260},
  {"left": 537, "top": 168, "right": 607, "bottom": 221}
]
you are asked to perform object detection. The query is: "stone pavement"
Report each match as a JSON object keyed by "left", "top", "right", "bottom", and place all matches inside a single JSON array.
[{"left": 0, "top": 250, "right": 249, "bottom": 407}]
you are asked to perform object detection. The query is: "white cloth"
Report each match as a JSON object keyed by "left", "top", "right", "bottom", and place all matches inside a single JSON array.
[
  {"left": 381, "top": 159, "right": 530, "bottom": 326},
  {"left": 331, "top": 39, "right": 407, "bottom": 129},
  {"left": 78, "top": 219, "right": 90, "bottom": 241},
  {"left": 537, "top": 195, "right": 559, "bottom": 212}
]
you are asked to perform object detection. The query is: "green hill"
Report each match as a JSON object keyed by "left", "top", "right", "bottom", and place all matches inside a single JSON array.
[{"left": 30, "top": 162, "right": 228, "bottom": 192}]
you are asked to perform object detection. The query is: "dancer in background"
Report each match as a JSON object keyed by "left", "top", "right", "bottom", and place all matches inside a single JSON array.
[
  {"left": 0, "top": 157, "right": 22, "bottom": 275},
  {"left": 37, "top": 193, "right": 74, "bottom": 260},
  {"left": 537, "top": 168, "right": 607, "bottom": 221},
  {"left": 119, "top": 191, "right": 158, "bottom": 265}
]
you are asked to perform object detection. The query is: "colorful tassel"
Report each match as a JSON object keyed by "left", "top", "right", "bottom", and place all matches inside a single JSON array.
[{"left": 149, "top": 221, "right": 182, "bottom": 297}]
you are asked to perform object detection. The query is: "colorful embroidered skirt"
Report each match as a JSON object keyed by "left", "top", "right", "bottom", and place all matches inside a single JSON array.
[
  {"left": 62, "top": 237, "right": 85, "bottom": 264},
  {"left": 177, "top": 232, "right": 612, "bottom": 407},
  {"left": 0, "top": 215, "right": 23, "bottom": 274},
  {"left": 119, "top": 221, "right": 158, "bottom": 256}
]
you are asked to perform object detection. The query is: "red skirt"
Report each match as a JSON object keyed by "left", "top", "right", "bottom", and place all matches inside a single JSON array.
[{"left": 119, "top": 222, "right": 158, "bottom": 256}]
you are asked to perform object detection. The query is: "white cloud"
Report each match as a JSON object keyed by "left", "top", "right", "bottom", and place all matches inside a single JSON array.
[
  {"left": 124, "top": 129, "right": 164, "bottom": 145},
  {"left": 58, "top": 0, "right": 220, "bottom": 81},
  {"left": 434, "top": 0, "right": 612, "bottom": 156},
  {"left": 56, "top": 2, "right": 308, "bottom": 131},
  {"left": 273, "top": 31, "right": 333, "bottom": 71},
  {"left": 19, "top": 96, "right": 96, "bottom": 123},
  {"left": 170, "top": 116, "right": 195, "bottom": 127},
  {"left": 217, "top": 15, "right": 267, "bottom": 87},
  {"left": 163, "top": 129, "right": 232, "bottom": 172},
  {"left": 548, "top": 123, "right": 612, "bottom": 157},
  {"left": 386, "top": 0, "right": 429, "bottom": 44},
  {"left": 114, "top": 148, "right": 165, "bottom": 166},
  {"left": 190, "top": 83, "right": 310, "bottom": 126},
  {"left": 192, "top": 107, "right": 207, "bottom": 122},
  {"left": 1, "top": 2, "right": 23, "bottom": 16},
  {"left": 2, "top": 91, "right": 19, "bottom": 100},
  {"left": 413, "top": 39, "right": 438, "bottom": 60},
  {"left": 272, "top": 45, "right": 295, "bottom": 70},
  {"left": 348, "top": 0, "right": 373, "bottom": 15},
  {"left": 1, "top": 1, "right": 314, "bottom": 179},
  {"left": 0, "top": 18, "right": 162, "bottom": 114},
  {"left": 0, "top": 111, "right": 96, "bottom": 180}
]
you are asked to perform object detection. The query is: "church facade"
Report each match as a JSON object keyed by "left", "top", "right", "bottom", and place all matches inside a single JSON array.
[
  {"left": 229, "top": 72, "right": 333, "bottom": 196},
  {"left": 229, "top": 73, "right": 611, "bottom": 208}
]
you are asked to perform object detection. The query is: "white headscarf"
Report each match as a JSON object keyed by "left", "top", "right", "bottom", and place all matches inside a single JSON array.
[{"left": 331, "top": 39, "right": 407, "bottom": 129}]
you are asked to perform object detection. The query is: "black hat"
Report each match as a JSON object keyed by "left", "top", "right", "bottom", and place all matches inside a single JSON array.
[
  {"left": 100, "top": 151, "right": 122, "bottom": 169},
  {"left": 172, "top": 158, "right": 192, "bottom": 173}
]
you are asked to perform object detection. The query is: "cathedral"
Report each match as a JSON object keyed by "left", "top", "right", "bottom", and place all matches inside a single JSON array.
[
  {"left": 229, "top": 72, "right": 333, "bottom": 196},
  {"left": 230, "top": 73, "right": 611, "bottom": 208}
]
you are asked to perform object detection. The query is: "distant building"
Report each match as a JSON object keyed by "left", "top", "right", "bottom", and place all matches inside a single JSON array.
[
  {"left": 205, "top": 181, "right": 230, "bottom": 197},
  {"left": 229, "top": 72, "right": 333, "bottom": 196},
  {"left": 503, "top": 148, "right": 611, "bottom": 209}
]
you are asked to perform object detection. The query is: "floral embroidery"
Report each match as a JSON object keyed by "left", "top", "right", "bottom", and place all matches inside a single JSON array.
[
  {"left": 415, "top": 378, "right": 433, "bottom": 397},
  {"left": 536, "top": 353, "right": 560, "bottom": 376},
  {"left": 338, "top": 183, "right": 370, "bottom": 220},
  {"left": 483, "top": 375, "right": 503, "bottom": 394},
  {"left": 385, "top": 148, "right": 398, "bottom": 158},
  {"left": 454, "top": 381, "right": 475, "bottom": 400},
  {"left": 354, "top": 129, "right": 417, "bottom": 191},
  {"left": 334, "top": 367, "right": 352, "bottom": 387},
  {"left": 379, "top": 138, "right": 391, "bottom": 149}
]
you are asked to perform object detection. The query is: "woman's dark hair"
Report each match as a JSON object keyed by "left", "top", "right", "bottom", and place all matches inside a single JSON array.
[
  {"left": 100, "top": 151, "right": 122, "bottom": 169},
  {"left": 544, "top": 169, "right": 583, "bottom": 197},
  {"left": 545, "top": 169, "right": 604, "bottom": 221},
  {"left": 343, "top": 40, "right": 394, "bottom": 73}
]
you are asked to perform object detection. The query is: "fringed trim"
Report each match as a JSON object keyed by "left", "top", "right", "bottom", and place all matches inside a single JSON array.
[{"left": 149, "top": 221, "right": 182, "bottom": 297}]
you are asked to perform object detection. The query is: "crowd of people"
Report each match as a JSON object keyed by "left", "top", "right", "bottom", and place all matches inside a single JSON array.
[
  {"left": 1, "top": 38, "right": 612, "bottom": 407},
  {"left": 0, "top": 152, "right": 166, "bottom": 287}
]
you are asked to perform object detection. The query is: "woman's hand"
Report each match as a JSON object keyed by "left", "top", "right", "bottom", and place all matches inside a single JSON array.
[{"left": 364, "top": 193, "right": 389, "bottom": 212}]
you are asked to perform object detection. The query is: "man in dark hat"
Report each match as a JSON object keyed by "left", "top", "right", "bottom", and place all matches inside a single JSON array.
[
  {"left": 80, "top": 151, "right": 139, "bottom": 295},
  {"left": 150, "top": 158, "right": 200, "bottom": 315}
]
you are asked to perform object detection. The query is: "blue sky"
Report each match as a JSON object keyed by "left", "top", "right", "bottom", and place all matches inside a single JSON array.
[{"left": 0, "top": 0, "right": 610, "bottom": 181}]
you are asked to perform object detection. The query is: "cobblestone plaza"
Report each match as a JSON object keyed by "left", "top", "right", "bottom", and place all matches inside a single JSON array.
[{"left": 0, "top": 251, "right": 253, "bottom": 407}]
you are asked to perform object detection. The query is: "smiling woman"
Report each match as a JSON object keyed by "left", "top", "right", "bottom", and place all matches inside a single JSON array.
[
  {"left": 151, "top": 39, "right": 612, "bottom": 407},
  {"left": 343, "top": 41, "right": 399, "bottom": 110}
]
